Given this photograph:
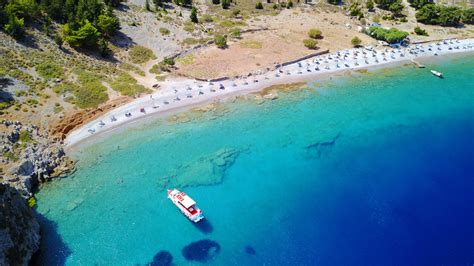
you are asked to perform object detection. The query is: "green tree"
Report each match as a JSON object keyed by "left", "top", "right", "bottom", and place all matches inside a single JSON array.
[
  {"left": 214, "top": 35, "right": 227, "bottom": 48},
  {"left": 407, "top": 0, "right": 433, "bottom": 9},
  {"left": 98, "top": 38, "right": 111, "bottom": 56},
  {"left": 366, "top": 0, "right": 374, "bottom": 10},
  {"left": 351, "top": 36, "right": 362, "bottom": 47},
  {"left": 212, "top": 0, "right": 220, "bottom": 4},
  {"left": 190, "top": 7, "right": 198, "bottom": 23},
  {"left": 463, "top": 8, "right": 474, "bottom": 24},
  {"left": 415, "top": 4, "right": 462, "bottom": 26},
  {"left": 287, "top": 0, "right": 293, "bottom": 8},
  {"left": 437, "top": 6, "right": 462, "bottom": 26},
  {"left": 415, "top": 3, "right": 438, "bottom": 23},
  {"left": 389, "top": 0, "right": 404, "bottom": 16},
  {"left": 96, "top": 14, "right": 120, "bottom": 38},
  {"left": 255, "top": 2, "right": 263, "bottom": 9},
  {"left": 4, "top": 13, "right": 25, "bottom": 38},
  {"left": 375, "top": 0, "right": 396, "bottom": 10},
  {"left": 369, "top": 26, "right": 408, "bottom": 43},
  {"left": 222, "top": 0, "right": 230, "bottom": 9},
  {"left": 65, "top": 20, "right": 100, "bottom": 47}
]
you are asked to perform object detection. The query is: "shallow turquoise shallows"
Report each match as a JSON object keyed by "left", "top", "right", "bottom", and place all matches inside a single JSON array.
[{"left": 35, "top": 55, "right": 474, "bottom": 265}]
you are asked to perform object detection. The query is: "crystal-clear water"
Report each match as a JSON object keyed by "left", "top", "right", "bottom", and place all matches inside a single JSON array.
[{"left": 35, "top": 56, "right": 474, "bottom": 265}]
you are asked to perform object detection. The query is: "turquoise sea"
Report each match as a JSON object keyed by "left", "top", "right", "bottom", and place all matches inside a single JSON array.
[{"left": 34, "top": 55, "right": 474, "bottom": 265}]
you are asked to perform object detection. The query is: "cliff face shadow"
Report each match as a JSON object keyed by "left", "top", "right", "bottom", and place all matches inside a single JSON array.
[
  {"left": 192, "top": 218, "right": 213, "bottom": 234},
  {"left": 30, "top": 212, "right": 72, "bottom": 266}
]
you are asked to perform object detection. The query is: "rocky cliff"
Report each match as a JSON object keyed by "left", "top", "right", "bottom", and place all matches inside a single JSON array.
[
  {"left": 0, "top": 183, "right": 40, "bottom": 265},
  {"left": 1, "top": 120, "right": 74, "bottom": 197}
]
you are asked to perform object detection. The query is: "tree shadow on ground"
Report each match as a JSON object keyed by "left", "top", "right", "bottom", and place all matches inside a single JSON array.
[
  {"left": 110, "top": 30, "right": 136, "bottom": 49},
  {"left": 30, "top": 212, "right": 72, "bottom": 266}
]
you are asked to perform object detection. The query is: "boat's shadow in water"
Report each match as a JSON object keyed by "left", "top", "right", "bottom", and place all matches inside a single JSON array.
[
  {"left": 192, "top": 218, "right": 213, "bottom": 234},
  {"left": 30, "top": 211, "right": 72, "bottom": 265}
]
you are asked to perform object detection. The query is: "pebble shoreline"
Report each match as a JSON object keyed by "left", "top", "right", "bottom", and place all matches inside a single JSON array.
[{"left": 65, "top": 38, "right": 474, "bottom": 147}]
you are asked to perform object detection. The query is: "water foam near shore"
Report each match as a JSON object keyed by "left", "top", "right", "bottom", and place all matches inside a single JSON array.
[{"left": 35, "top": 55, "right": 474, "bottom": 265}]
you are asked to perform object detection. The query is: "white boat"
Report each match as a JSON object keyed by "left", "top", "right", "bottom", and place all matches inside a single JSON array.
[
  {"left": 430, "top": 70, "right": 443, "bottom": 78},
  {"left": 167, "top": 189, "right": 204, "bottom": 223}
]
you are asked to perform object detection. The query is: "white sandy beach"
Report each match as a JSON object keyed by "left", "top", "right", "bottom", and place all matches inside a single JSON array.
[{"left": 65, "top": 38, "right": 474, "bottom": 147}]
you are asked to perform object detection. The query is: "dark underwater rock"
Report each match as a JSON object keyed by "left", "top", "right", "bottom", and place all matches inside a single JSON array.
[
  {"left": 245, "top": 245, "right": 256, "bottom": 255},
  {"left": 148, "top": 250, "right": 173, "bottom": 266},
  {"left": 182, "top": 239, "right": 221, "bottom": 262}
]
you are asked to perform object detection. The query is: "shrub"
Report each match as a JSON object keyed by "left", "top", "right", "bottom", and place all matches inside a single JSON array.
[
  {"left": 202, "top": 14, "right": 214, "bottom": 22},
  {"left": 308, "top": 28, "right": 322, "bottom": 39},
  {"left": 255, "top": 2, "right": 264, "bottom": 9},
  {"left": 163, "top": 57, "right": 175, "bottom": 66},
  {"left": 19, "top": 130, "right": 33, "bottom": 143},
  {"left": 287, "top": 0, "right": 293, "bottom": 8},
  {"left": 36, "top": 62, "right": 63, "bottom": 80},
  {"left": 214, "top": 35, "right": 227, "bottom": 48},
  {"left": 351, "top": 36, "right": 362, "bottom": 47},
  {"left": 230, "top": 28, "right": 241, "bottom": 38},
  {"left": 74, "top": 81, "right": 108, "bottom": 108},
  {"left": 303, "top": 39, "right": 318, "bottom": 49},
  {"left": 232, "top": 9, "right": 241, "bottom": 17},
  {"left": 349, "top": 3, "right": 363, "bottom": 17},
  {"left": 109, "top": 73, "right": 150, "bottom": 97},
  {"left": 212, "top": 0, "right": 220, "bottom": 4},
  {"left": 54, "top": 34, "right": 64, "bottom": 47},
  {"left": 182, "top": 37, "right": 200, "bottom": 45},
  {"left": 414, "top": 26, "right": 428, "bottom": 36},
  {"left": 159, "top": 27, "right": 170, "bottom": 35},
  {"left": 129, "top": 45, "right": 157, "bottom": 64}
]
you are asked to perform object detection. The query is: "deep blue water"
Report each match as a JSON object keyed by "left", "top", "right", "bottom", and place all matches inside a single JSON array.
[{"left": 35, "top": 55, "right": 474, "bottom": 265}]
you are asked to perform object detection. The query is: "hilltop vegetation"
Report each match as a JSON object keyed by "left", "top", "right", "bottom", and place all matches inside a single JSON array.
[{"left": 0, "top": 0, "right": 121, "bottom": 52}]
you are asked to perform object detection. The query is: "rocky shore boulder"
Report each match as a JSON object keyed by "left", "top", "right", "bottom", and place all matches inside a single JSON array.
[{"left": 0, "top": 183, "right": 40, "bottom": 265}]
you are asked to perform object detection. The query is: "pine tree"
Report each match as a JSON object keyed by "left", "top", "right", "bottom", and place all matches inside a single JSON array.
[{"left": 190, "top": 7, "right": 198, "bottom": 23}]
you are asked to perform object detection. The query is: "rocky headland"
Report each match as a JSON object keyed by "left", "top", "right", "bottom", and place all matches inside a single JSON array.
[{"left": 1, "top": 120, "right": 75, "bottom": 197}]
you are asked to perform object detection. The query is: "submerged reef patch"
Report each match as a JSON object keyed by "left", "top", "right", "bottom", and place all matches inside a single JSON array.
[
  {"left": 182, "top": 239, "right": 221, "bottom": 262},
  {"left": 148, "top": 250, "right": 173, "bottom": 266},
  {"left": 304, "top": 133, "right": 340, "bottom": 159},
  {"left": 157, "top": 148, "right": 243, "bottom": 189}
]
